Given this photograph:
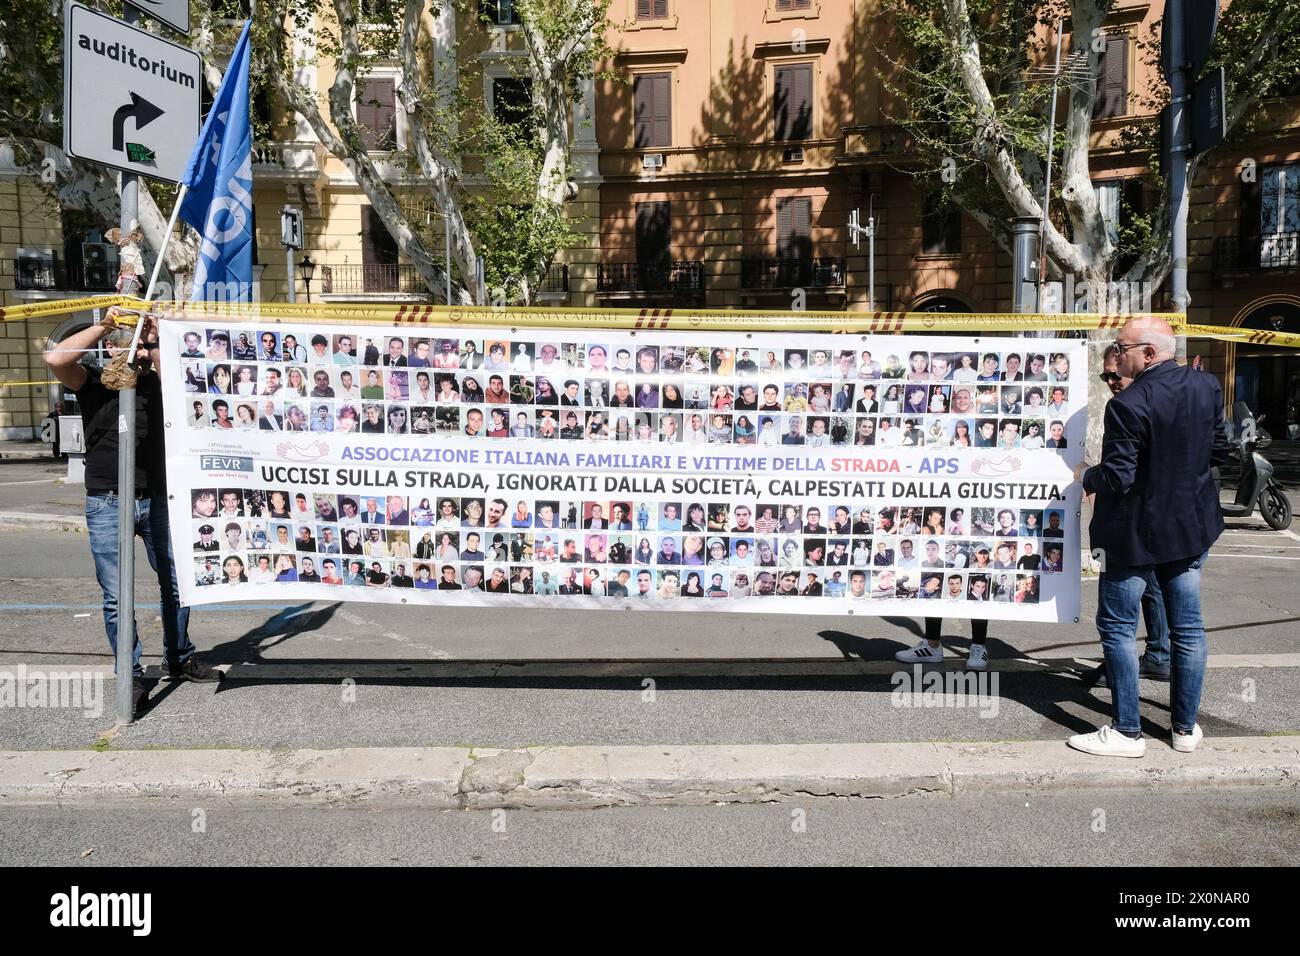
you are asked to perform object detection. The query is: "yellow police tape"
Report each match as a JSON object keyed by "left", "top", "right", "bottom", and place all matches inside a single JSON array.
[
  {"left": 0, "top": 295, "right": 133, "bottom": 324},
  {"left": 3, "top": 294, "right": 1299, "bottom": 348}
]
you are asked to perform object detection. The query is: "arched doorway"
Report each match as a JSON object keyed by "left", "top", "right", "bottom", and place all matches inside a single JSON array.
[{"left": 1231, "top": 297, "right": 1300, "bottom": 439}]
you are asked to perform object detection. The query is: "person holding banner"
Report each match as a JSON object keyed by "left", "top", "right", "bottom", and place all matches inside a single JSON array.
[
  {"left": 1086, "top": 344, "right": 1170, "bottom": 689},
  {"left": 45, "top": 311, "right": 222, "bottom": 715},
  {"left": 1068, "top": 318, "right": 1228, "bottom": 758}
]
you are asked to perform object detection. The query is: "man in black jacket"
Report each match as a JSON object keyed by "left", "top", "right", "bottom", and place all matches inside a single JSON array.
[
  {"left": 1068, "top": 318, "right": 1228, "bottom": 759},
  {"left": 44, "top": 312, "right": 221, "bottom": 717}
]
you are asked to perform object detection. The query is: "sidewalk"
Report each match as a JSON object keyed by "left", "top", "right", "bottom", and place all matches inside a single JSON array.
[
  {"left": 4, "top": 737, "right": 1297, "bottom": 809},
  {"left": 0, "top": 441, "right": 56, "bottom": 461}
]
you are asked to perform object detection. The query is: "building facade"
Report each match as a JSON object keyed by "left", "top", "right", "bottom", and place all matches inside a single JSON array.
[{"left": 1, "top": 0, "right": 1296, "bottom": 440}]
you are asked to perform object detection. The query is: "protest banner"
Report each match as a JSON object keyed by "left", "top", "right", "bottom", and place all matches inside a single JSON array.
[{"left": 160, "top": 317, "right": 1085, "bottom": 621}]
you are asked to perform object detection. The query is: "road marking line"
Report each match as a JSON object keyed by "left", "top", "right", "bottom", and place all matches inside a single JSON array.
[{"left": 0, "top": 478, "right": 62, "bottom": 487}]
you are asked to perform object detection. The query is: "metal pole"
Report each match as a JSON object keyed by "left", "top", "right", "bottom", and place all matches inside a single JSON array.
[
  {"left": 115, "top": 2, "right": 141, "bottom": 725},
  {"left": 286, "top": 247, "right": 297, "bottom": 303},
  {"left": 444, "top": 212, "right": 452, "bottom": 304},
  {"left": 1168, "top": 0, "right": 1190, "bottom": 361},
  {"left": 1032, "top": 19, "right": 1065, "bottom": 324},
  {"left": 867, "top": 214, "right": 875, "bottom": 312},
  {"left": 1012, "top": 217, "right": 1041, "bottom": 313}
]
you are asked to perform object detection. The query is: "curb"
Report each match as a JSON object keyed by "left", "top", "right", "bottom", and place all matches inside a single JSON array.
[
  {"left": 2, "top": 737, "right": 1296, "bottom": 809},
  {"left": 0, "top": 512, "right": 85, "bottom": 533}
]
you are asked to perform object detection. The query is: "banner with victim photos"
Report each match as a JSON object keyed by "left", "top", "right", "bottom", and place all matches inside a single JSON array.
[{"left": 159, "top": 319, "right": 1086, "bottom": 621}]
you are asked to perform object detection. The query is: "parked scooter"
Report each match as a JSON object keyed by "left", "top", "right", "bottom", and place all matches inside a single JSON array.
[{"left": 1217, "top": 402, "right": 1293, "bottom": 530}]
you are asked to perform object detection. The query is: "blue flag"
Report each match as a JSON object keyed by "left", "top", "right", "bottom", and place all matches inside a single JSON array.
[{"left": 180, "top": 19, "right": 254, "bottom": 302}]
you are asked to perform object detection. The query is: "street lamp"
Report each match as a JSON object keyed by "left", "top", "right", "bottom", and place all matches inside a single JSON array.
[{"left": 298, "top": 255, "right": 315, "bottom": 303}]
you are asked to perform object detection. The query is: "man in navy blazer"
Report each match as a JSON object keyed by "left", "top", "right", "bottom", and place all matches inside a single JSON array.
[{"left": 1068, "top": 318, "right": 1229, "bottom": 760}]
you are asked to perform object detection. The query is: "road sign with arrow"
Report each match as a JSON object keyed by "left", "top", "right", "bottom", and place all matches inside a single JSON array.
[{"left": 62, "top": 1, "right": 201, "bottom": 184}]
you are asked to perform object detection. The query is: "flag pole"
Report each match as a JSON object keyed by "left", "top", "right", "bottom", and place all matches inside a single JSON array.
[{"left": 126, "top": 183, "right": 188, "bottom": 356}]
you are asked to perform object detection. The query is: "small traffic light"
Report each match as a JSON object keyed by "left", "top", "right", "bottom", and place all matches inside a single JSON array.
[{"left": 281, "top": 206, "right": 304, "bottom": 250}]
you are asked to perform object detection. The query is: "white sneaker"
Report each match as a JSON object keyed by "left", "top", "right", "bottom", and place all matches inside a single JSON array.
[
  {"left": 1066, "top": 724, "right": 1146, "bottom": 758},
  {"left": 1172, "top": 724, "right": 1204, "bottom": 753},
  {"left": 895, "top": 640, "right": 944, "bottom": 663},
  {"left": 966, "top": 644, "right": 989, "bottom": 670}
]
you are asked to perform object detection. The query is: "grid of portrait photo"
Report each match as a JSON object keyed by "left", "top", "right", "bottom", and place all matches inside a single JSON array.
[
  {"left": 188, "top": 485, "right": 1068, "bottom": 604},
  {"left": 180, "top": 326, "right": 1077, "bottom": 451}
]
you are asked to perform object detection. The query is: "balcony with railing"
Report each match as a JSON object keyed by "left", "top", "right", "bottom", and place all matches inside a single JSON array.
[
  {"left": 320, "top": 263, "right": 432, "bottom": 298},
  {"left": 252, "top": 141, "right": 327, "bottom": 212},
  {"left": 596, "top": 260, "right": 704, "bottom": 300},
  {"left": 13, "top": 257, "right": 117, "bottom": 293},
  {"left": 740, "top": 256, "right": 846, "bottom": 290},
  {"left": 1214, "top": 232, "right": 1300, "bottom": 278}
]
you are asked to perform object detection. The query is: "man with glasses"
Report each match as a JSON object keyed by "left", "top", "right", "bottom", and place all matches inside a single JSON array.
[
  {"left": 1084, "top": 342, "right": 1172, "bottom": 690},
  {"left": 1068, "top": 319, "right": 1228, "bottom": 759}
]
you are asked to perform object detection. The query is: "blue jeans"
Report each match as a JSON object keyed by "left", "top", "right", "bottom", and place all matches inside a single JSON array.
[
  {"left": 85, "top": 493, "right": 194, "bottom": 676},
  {"left": 1141, "top": 576, "right": 1170, "bottom": 668},
  {"left": 1096, "top": 551, "right": 1209, "bottom": 736}
]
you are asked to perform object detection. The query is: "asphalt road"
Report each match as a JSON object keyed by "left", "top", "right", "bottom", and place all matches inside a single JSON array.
[
  {"left": 1, "top": 457, "right": 1297, "bottom": 750},
  {"left": 2, "top": 789, "right": 1297, "bottom": 866}
]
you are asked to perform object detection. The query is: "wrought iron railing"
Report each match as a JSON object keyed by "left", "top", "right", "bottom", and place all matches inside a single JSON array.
[
  {"left": 740, "top": 256, "right": 846, "bottom": 289},
  {"left": 597, "top": 260, "right": 704, "bottom": 294},
  {"left": 320, "top": 263, "right": 430, "bottom": 295},
  {"left": 1214, "top": 232, "right": 1300, "bottom": 273},
  {"left": 13, "top": 258, "right": 116, "bottom": 292}
]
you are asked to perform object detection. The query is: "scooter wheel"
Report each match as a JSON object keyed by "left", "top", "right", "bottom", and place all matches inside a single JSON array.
[{"left": 1259, "top": 486, "right": 1294, "bottom": 530}]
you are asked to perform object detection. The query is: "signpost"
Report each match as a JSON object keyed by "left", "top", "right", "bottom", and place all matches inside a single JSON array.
[
  {"left": 62, "top": 1, "right": 203, "bottom": 722},
  {"left": 62, "top": 1, "right": 202, "bottom": 184},
  {"left": 131, "top": 0, "right": 191, "bottom": 37},
  {"left": 1191, "top": 66, "right": 1227, "bottom": 157}
]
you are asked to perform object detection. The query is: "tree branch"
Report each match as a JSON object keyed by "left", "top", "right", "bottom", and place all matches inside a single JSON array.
[{"left": 938, "top": 0, "right": 1085, "bottom": 275}]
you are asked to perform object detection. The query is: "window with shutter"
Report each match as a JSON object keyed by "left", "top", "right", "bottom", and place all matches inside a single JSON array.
[
  {"left": 776, "top": 0, "right": 812, "bottom": 10},
  {"left": 634, "top": 73, "right": 672, "bottom": 148},
  {"left": 636, "top": 0, "right": 669, "bottom": 19},
  {"left": 774, "top": 64, "right": 813, "bottom": 141},
  {"left": 362, "top": 206, "right": 400, "bottom": 293},
  {"left": 356, "top": 78, "right": 397, "bottom": 151},
  {"left": 636, "top": 202, "right": 672, "bottom": 266},
  {"left": 776, "top": 197, "right": 812, "bottom": 259},
  {"left": 1093, "top": 36, "right": 1128, "bottom": 119},
  {"left": 921, "top": 195, "right": 961, "bottom": 255}
]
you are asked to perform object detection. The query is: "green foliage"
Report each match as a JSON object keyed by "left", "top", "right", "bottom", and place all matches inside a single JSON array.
[
  {"left": 880, "top": 0, "right": 1053, "bottom": 246},
  {"left": 882, "top": 0, "right": 1300, "bottom": 282},
  {"left": 0, "top": 0, "right": 71, "bottom": 163}
]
